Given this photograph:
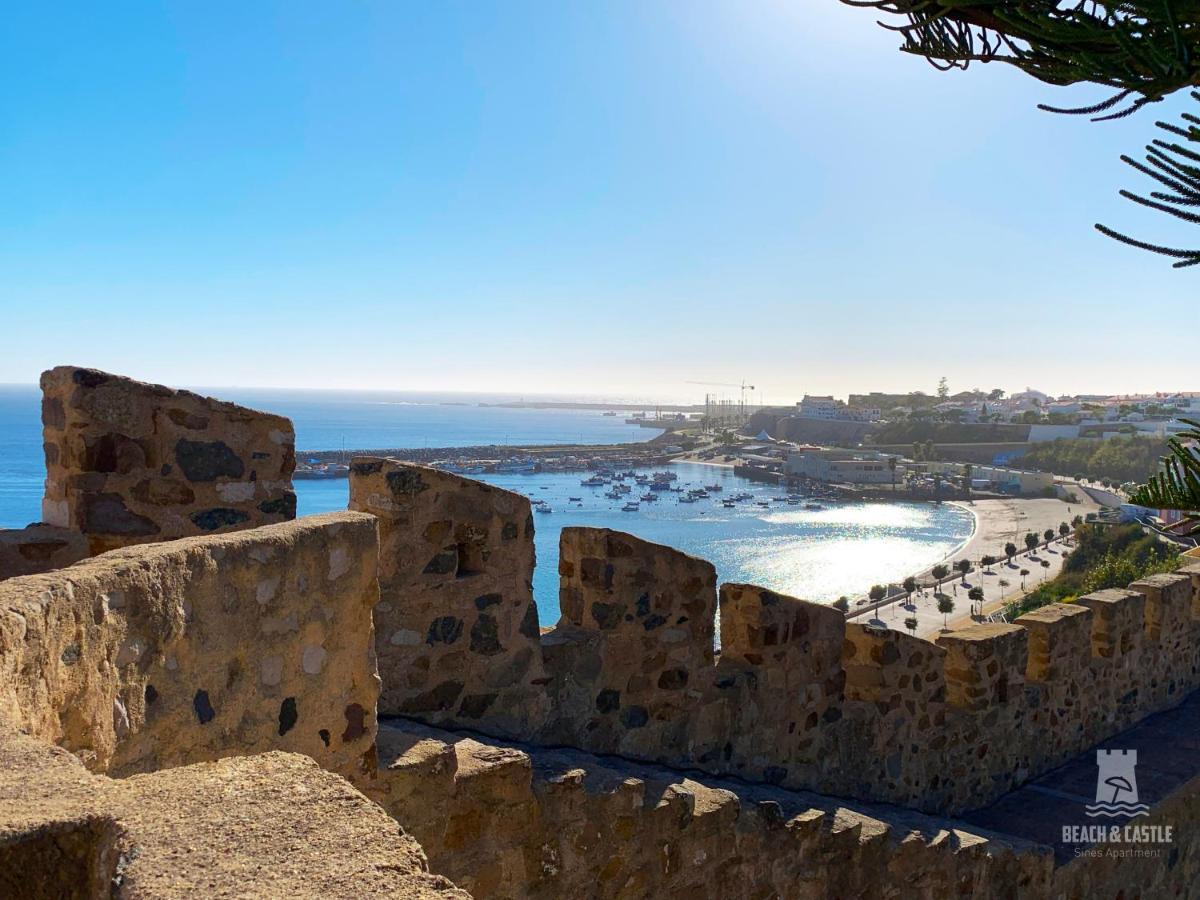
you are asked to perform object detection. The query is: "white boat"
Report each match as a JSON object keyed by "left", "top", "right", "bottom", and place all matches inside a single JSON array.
[
  {"left": 705, "top": 484, "right": 723, "bottom": 492},
  {"left": 536, "top": 506, "right": 553, "bottom": 514},
  {"left": 622, "top": 502, "right": 639, "bottom": 512}
]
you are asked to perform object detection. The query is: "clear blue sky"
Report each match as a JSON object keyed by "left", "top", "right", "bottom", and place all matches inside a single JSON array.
[{"left": 1, "top": 2, "right": 1193, "bottom": 403}]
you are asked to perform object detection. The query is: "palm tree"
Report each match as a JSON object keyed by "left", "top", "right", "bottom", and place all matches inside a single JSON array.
[
  {"left": 888, "top": 455, "right": 898, "bottom": 493},
  {"left": 931, "top": 563, "right": 949, "bottom": 584},
  {"left": 981, "top": 555, "right": 996, "bottom": 574},
  {"left": 833, "top": 596, "right": 850, "bottom": 613},
  {"left": 1043, "top": 528, "right": 1055, "bottom": 544},
  {"left": 955, "top": 559, "right": 971, "bottom": 582},
  {"left": 902, "top": 575, "right": 918, "bottom": 606},
  {"left": 1019, "top": 568, "right": 1030, "bottom": 589},
  {"left": 932, "top": 473, "right": 942, "bottom": 501},
  {"left": 937, "top": 594, "right": 954, "bottom": 629},
  {"left": 1004, "top": 541, "right": 1017, "bottom": 564},
  {"left": 1130, "top": 419, "right": 1200, "bottom": 534},
  {"left": 904, "top": 616, "right": 919, "bottom": 636},
  {"left": 1024, "top": 532, "right": 1039, "bottom": 553},
  {"left": 1059, "top": 522, "right": 1071, "bottom": 538},
  {"left": 869, "top": 584, "right": 887, "bottom": 606},
  {"left": 962, "top": 463, "right": 973, "bottom": 495}
]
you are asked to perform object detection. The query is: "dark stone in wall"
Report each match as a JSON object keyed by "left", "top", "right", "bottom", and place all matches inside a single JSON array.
[
  {"left": 167, "top": 408, "right": 209, "bottom": 430},
  {"left": 174, "top": 439, "right": 245, "bottom": 482},
  {"left": 590, "top": 602, "right": 623, "bottom": 631},
  {"left": 595, "top": 689, "right": 621, "bottom": 714},
  {"left": 190, "top": 508, "right": 250, "bottom": 531},
  {"left": 145, "top": 685, "right": 158, "bottom": 705},
  {"left": 193, "top": 690, "right": 215, "bottom": 724},
  {"left": 83, "top": 433, "right": 148, "bottom": 475},
  {"left": 130, "top": 479, "right": 196, "bottom": 507},
  {"left": 423, "top": 549, "right": 458, "bottom": 576},
  {"left": 426, "top": 616, "right": 463, "bottom": 646},
  {"left": 474, "top": 593, "right": 502, "bottom": 610},
  {"left": 518, "top": 603, "right": 540, "bottom": 639},
  {"left": 72, "top": 368, "right": 110, "bottom": 388},
  {"left": 278, "top": 697, "right": 298, "bottom": 736},
  {"left": 318, "top": 729, "right": 330, "bottom": 747},
  {"left": 350, "top": 459, "right": 383, "bottom": 476},
  {"left": 399, "top": 681, "right": 464, "bottom": 714},
  {"left": 458, "top": 693, "right": 498, "bottom": 719},
  {"left": 621, "top": 706, "right": 649, "bottom": 728},
  {"left": 258, "top": 492, "right": 297, "bottom": 518},
  {"left": 385, "top": 469, "right": 426, "bottom": 497},
  {"left": 83, "top": 493, "right": 160, "bottom": 536},
  {"left": 658, "top": 669, "right": 689, "bottom": 690},
  {"left": 470, "top": 615, "right": 503, "bottom": 656},
  {"left": 501, "top": 521, "right": 519, "bottom": 541},
  {"left": 341, "top": 703, "right": 366, "bottom": 743},
  {"left": 42, "top": 396, "right": 65, "bottom": 429}
]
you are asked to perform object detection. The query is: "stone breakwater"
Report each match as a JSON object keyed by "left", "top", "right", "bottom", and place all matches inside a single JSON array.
[{"left": 3, "top": 366, "right": 1200, "bottom": 898}]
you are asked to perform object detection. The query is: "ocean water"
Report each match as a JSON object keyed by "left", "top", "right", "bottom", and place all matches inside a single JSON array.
[{"left": 0, "top": 384, "right": 974, "bottom": 621}]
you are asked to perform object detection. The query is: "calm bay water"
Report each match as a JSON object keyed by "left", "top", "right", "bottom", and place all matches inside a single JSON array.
[{"left": 0, "top": 384, "right": 974, "bottom": 622}]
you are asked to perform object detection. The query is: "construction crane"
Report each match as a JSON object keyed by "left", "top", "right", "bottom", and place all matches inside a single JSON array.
[{"left": 686, "top": 381, "right": 756, "bottom": 429}]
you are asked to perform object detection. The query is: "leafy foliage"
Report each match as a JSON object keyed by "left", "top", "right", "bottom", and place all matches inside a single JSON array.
[
  {"left": 1003, "top": 523, "right": 1181, "bottom": 617},
  {"left": 1128, "top": 418, "right": 1200, "bottom": 528},
  {"left": 1019, "top": 434, "right": 1170, "bottom": 483}
]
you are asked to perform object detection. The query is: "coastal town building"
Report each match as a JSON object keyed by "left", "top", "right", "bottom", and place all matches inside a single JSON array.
[
  {"left": 785, "top": 448, "right": 901, "bottom": 484},
  {"left": 796, "top": 395, "right": 882, "bottom": 423}
]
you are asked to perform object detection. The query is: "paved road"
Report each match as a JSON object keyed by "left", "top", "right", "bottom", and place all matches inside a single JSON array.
[{"left": 855, "top": 535, "right": 1074, "bottom": 638}]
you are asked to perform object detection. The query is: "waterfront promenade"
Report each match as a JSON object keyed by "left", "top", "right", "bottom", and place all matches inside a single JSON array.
[{"left": 847, "top": 487, "right": 1102, "bottom": 637}]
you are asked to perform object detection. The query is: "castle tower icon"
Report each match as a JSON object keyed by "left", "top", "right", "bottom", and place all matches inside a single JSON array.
[{"left": 1086, "top": 749, "right": 1149, "bottom": 818}]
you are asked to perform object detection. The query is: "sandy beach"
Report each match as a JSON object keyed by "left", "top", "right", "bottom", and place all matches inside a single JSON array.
[{"left": 929, "top": 493, "right": 1100, "bottom": 577}]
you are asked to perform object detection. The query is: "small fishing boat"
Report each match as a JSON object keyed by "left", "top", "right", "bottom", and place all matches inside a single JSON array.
[
  {"left": 640, "top": 493, "right": 659, "bottom": 502},
  {"left": 568, "top": 497, "right": 582, "bottom": 502},
  {"left": 678, "top": 495, "right": 696, "bottom": 503},
  {"left": 804, "top": 502, "right": 824, "bottom": 511},
  {"left": 722, "top": 500, "right": 736, "bottom": 508},
  {"left": 536, "top": 506, "right": 553, "bottom": 514},
  {"left": 605, "top": 490, "right": 621, "bottom": 499},
  {"left": 705, "top": 484, "right": 723, "bottom": 492},
  {"left": 756, "top": 501, "right": 770, "bottom": 508},
  {"left": 581, "top": 476, "right": 606, "bottom": 487},
  {"left": 622, "top": 502, "right": 639, "bottom": 512}
]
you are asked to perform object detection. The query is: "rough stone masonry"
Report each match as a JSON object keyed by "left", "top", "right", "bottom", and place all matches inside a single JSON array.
[{"left": 39, "top": 366, "right": 296, "bottom": 555}]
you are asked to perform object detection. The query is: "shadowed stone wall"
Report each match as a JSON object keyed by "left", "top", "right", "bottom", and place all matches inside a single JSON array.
[
  {"left": 0, "top": 524, "right": 87, "bottom": 581},
  {"left": 349, "top": 457, "right": 548, "bottom": 738},
  {"left": 0, "top": 511, "right": 380, "bottom": 782},
  {"left": 40, "top": 366, "right": 296, "bottom": 555}
]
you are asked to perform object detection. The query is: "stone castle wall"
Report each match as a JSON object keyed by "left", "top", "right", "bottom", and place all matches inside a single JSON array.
[
  {"left": 0, "top": 524, "right": 87, "bottom": 581},
  {"left": 348, "top": 457, "right": 549, "bottom": 737},
  {"left": 40, "top": 366, "right": 296, "bottom": 555},
  {"left": 0, "top": 511, "right": 380, "bottom": 782},
  {"left": 355, "top": 460, "right": 1200, "bottom": 816}
]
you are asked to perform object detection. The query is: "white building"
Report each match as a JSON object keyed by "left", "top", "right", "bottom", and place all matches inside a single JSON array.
[{"left": 786, "top": 449, "right": 900, "bottom": 484}]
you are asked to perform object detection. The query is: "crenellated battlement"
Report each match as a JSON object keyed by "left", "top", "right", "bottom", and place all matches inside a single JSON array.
[
  {"left": 353, "top": 459, "right": 1200, "bottom": 815},
  {"left": 6, "top": 370, "right": 1200, "bottom": 897}
]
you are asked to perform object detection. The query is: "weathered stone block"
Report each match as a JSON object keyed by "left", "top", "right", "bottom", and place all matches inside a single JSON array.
[
  {"left": 1077, "top": 588, "right": 1145, "bottom": 661},
  {"left": 937, "top": 624, "right": 1027, "bottom": 710},
  {"left": 1131, "top": 573, "right": 1192, "bottom": 643},
  {"left": 0, "top": 524, "right": 87, "bottom": 581},
  {"left": 348, "top": 457, "right": 548, "bottom": 737},
  {"left": 0, "top": 512, "right": 379, "bottom": 782},
  {"left": 40, "top": 366, "right": 296, "bottom": 555},
  {"left": 1015, "top": 603, "right": 1092, "bottom": 682}
]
